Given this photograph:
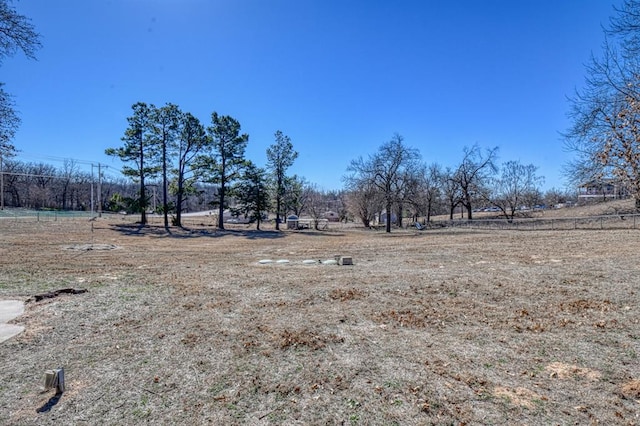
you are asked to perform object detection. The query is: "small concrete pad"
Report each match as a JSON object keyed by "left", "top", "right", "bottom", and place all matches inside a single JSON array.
[{"left": 0, "top": 300, "right": 25, "bottom": 343}]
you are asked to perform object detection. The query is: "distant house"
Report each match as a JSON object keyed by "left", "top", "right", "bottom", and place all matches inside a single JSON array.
[
  {"left": 377, "top": 210, "right": 398, "bottom": 224},
  {"left": 324, "top": 211, "right": 340, "bottom": 222},
  {"left": 578, "top": 179, "right": 629, "bottom": 200}
]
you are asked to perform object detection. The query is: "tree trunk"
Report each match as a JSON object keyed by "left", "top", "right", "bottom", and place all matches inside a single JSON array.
[
  {"left": 140, "top": 176, "right": 147, "bottom": 225},
  {"left": 385, "top": 202, "right": 392, "bottom": 233},
  {"left": 61, "top": 184, "right": 68, "bottom": 210},
  {"left": 139, "top": 137, "right": 147, "bottom": 225},
  {"left": 218, "top": 182, "right": 225, "bottom": 229},
  {"left": 175, "top": 177, "right": 184, "bottom": 227},
  {"left": 466, "top": 203, "right": 473, "bottom": 220},
  {"left": 162, "top": 144, "right": 169, "bottom": 228}
]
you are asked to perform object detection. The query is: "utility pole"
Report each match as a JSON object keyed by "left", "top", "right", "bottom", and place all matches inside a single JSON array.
[
  {"left": 90, "top": 164, "right": 94, "bottom": 215},
  {"left": 97, "top": 163, "right": 102, "bottom": 217},
  {"left": 0, "top": 155, "right": 4, "bottom": 210}
]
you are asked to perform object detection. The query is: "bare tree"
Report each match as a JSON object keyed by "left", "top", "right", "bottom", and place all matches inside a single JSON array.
[
  {"left": 27, "top": 162, "right": 56, "bottom": 208},
  {"left": 441, "top": 167, "right": 462, "bottom": 220},
  {"left": 58, "top": 159, "right": 80, "bottom": 210},
  {"left": 0, "top": 0, "right": 41, "bottom": 62},
  {"left": 0, "top": 84, "right": 19, "bottom": 158},
  {"left": 333, "top": 190, "right": 351, "bottom": 223},
  {"left": 0, "top": 0, "right": 41, "bottom": 157},
  {"left": 423, "top": 163, "right": 443, "bottom": 223},
  {"left": 345, "top": 134, "right": 421, "bottom": 232},
  {"left": 564, "top": 1, "right": 640, "bottom": 207},
  {"left": 305, "top": 184, "right": 327, "bottom": 230},
  {"left": 488, "top": 161, "right": 544, "bottom": 221},
  {"left": 344, "top": 182, "right": 382, "bottom": 228},
  {"left": 404, "top": 163, "right": 442, "bottom": 224},
  {"left": 2, "top": 158, "right": 20, "bottom": 205},
  {"left": 282, "top": 175, "right": 308, "bottom": 217},
  {"left": 452, "top": 144, "right": 498, "bottom": 220},
  {"left": 543, "top": 187, "right": 576, "bottom": 207}
]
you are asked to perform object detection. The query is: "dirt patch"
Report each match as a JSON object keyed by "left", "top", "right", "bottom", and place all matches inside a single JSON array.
[
  {"left": 0, "top": 218, "right": 639, "bottom": 424},
  {"left": 621, "top": 380, "right": 640, "bottom": 399},
  {"left": 545, "top": 362, "right": 602, "bottom": 381},
  {"left": 493, "top": 386, "right": 545, "bottom": 409}
]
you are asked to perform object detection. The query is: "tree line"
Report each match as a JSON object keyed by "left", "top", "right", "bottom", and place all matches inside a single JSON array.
[
  {"left": 1, "top": 137, "right": 576, "bottom": 233},
  {"left": 342, "top": 134, "right": 573, "bottom": 233},
  {"left": 0, "top": 155, "right": 345, "bottom": 225},
  {"left": 2, "top": 0, "right": 632, "bottom": 228},
  {"left": 104, "top": 102, "right": 304, "bottom": 230}
]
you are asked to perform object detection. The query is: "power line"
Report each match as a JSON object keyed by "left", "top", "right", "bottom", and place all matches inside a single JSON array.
[
  {"left": 7, "top": 151, "right": 124, "bottom": 177},
  {"left": 14, "top": 152, "right": 99, "bottom": 166},
  {"left": 0, "top": 171, "right": 60, "bottom": 179}
]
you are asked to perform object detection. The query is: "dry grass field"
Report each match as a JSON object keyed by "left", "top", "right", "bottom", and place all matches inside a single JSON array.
[{"left": 0, "top": 214, "right": 639, "bottom": 425}]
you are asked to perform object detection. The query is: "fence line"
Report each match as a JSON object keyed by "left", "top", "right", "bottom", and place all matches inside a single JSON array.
[
  {"left": 430, "top": 213, "right": 640, "bottom": 231},
  {"left": 0, "top": 210, "right": 97, "bottom": 222},
  {"left": 1, "top": 209, "right": 639, "bottom": 232}
]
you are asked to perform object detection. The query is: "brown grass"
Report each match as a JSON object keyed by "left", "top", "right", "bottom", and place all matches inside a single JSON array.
[{"left": 0, "top": 216, "right": 639, "bottom": 424}]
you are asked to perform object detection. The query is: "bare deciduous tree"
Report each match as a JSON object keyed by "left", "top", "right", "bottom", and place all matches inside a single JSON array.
[
  {"left": 564, "top": 0, "right": 640, "bottom": 207},
  {"left": 441, "top": 167, "right": 462, "bottom": 220},
  {"left": 305, "top": 184, "right": 326, "bottom": 230},
  {"left": 0, "top": 0, "right": 41, "bottom": 157},
  {"left": 488, "top": 160, "right": 543, "bottom": 221},
  {"left": 282, "top": 175, "right": 308, "bottom": 217},
  {"left": 344, "top": 182, "right": 382, "bottom": 228},
  {"left": 345, "top": 134, "right": 421, "bottom": 232},
  {"left": 452, "top": 144, "right": 498, "bottom": 220}
]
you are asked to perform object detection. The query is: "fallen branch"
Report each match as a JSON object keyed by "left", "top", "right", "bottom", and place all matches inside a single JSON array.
[{"left": 27, "top": 288, "right": 88, "bottom": 303}]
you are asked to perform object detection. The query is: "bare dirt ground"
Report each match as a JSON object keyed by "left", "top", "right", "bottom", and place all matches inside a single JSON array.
[{"left": 0, "top": 216, "right": 639, "bottom": 425}]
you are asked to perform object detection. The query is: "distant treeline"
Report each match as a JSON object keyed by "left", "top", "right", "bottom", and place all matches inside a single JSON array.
[{"left": 0, "top": 158, "right": 216, "bottom": 213}]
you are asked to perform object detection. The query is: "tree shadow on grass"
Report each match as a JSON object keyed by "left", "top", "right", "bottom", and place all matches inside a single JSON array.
[
  {"left": 108, "top": 223, "right": 287, "bottom": 240},
  {"left": 108, "top": 223, "right": 348, "bottom": 239},
  {"left": 36, "top": 391, "right": 63, "bottom": 413},
  {"left": 287, "top": 229, "right": 347, "bottom": 237}
]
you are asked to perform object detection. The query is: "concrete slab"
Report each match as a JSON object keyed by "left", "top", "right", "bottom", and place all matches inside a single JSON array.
[{"left": 0, "top": 300, "right": 25, "bottom": 343}]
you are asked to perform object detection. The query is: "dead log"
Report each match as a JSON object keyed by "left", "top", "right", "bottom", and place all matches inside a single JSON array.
[{"left": 27, "top": 288, "right": 88, "bottom": 303}]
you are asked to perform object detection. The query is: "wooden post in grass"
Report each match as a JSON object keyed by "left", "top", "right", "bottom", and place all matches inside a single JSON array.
[{"left": 44, "top": 368, "right": 65, "bottom": 393}]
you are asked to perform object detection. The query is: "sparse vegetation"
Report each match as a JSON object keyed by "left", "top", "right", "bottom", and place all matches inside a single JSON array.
[{"left": 0, "top": 214, "right": 639, "bottom": 424}]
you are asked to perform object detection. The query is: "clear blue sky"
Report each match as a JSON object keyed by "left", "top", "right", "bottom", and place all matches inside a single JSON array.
[{"left": 3, "top": 0, "right": 621, "bottom": 191}]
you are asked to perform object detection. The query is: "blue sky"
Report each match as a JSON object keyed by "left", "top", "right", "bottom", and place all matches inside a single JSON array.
[{"left": 3, "top": 0, "right": 620, "bottom": 190}]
